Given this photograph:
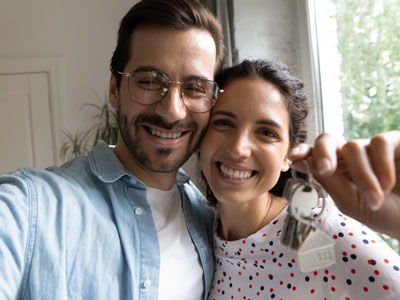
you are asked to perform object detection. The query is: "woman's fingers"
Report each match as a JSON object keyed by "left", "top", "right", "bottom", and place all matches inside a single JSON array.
[
  {"left": 368, "top": 132, "right": 398, "bottom": 192},
  {"left": 340, "top": 139, "right": 384, "bottom": 210}
]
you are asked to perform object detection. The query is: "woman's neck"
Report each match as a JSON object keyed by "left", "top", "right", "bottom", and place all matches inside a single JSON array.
[{"left": 218, "top": 194, "right": 287, "bottom": 241}]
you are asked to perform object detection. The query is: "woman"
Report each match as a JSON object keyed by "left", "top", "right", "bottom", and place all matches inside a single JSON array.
[{"left": 200, "top": 59, "right": 400, "bottom": 299}]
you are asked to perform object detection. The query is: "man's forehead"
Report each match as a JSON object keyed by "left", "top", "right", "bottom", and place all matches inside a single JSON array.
[{"left": 126, "top": 25, "right": 217, "bottom": 78}]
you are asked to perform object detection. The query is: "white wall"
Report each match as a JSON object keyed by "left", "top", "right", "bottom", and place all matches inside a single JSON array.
[
  {"left": 233, "top": 0, "right": 318, "bottom": 141},
  {"left": 0, "top": 0, "right": 138, "bottom": 162},
  {"left": 0, "top": 0, "right": 316, "bottom": 169}
]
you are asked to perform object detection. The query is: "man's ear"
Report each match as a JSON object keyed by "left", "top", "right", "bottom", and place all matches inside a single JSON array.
[{"left": 109, "top": 73, "right": 119, "bottom": 110}]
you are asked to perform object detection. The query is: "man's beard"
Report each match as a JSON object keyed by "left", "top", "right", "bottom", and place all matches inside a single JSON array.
[{"left": 117, "top": 109, "right": 206, "bottom": 173}]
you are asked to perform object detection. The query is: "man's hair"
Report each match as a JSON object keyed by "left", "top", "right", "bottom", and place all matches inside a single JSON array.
[
  {"left": 201, "top": 59, "right": 309, "bottom": 207},
  {"left": 110, "top": 0, "right": 224, "bottom": 88}
]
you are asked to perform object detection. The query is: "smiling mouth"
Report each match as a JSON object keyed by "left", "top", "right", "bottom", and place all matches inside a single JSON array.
[
  {"left": 218, "top": 162, "right": 257, "bottom": 180},
  {"left": 145, "top": 126, "right": 187, "bottom": 139}
]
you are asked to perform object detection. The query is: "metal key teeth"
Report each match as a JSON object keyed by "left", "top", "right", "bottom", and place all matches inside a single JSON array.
[{"left": 281, "top": 214, "right": 315, "bottom": 250}]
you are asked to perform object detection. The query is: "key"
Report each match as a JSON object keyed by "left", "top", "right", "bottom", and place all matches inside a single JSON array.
[
  {"left": 280, "top": 160, "right": 335, "bottom": 272},
  {"left": 280, "top": 177, "right": 319, "bottom": 250}
]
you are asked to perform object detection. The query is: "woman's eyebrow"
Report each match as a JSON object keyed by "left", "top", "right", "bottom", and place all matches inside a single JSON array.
[
  {"left": 256, "top": 119, "right": 282, "bottom": 129},
  {"left": 211, "top": 110, "right": 236, "bottom": 119}
]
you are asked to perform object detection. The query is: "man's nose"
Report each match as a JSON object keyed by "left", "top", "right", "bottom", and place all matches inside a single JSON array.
[{"left": 154, "top": 84, "right": 187, "bottom": 123}]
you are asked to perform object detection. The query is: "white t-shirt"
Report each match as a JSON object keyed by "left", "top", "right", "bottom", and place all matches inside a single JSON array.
[
  {"left": 146, "top": 185, "right": 203, "bottom": 300},
  {"left": 208, "top": 198, "right": 400, "bottom": 300}
]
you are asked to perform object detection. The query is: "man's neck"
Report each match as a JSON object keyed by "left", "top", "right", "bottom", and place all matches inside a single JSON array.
[{"left": 113, "top": 141, "right": 178, "bottom": 191}]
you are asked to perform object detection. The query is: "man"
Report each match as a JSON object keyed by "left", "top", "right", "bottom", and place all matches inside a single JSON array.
[
  {"left": 1, "top": 1, "right": 399, "bottom": 300},
  {"left": 1, "top": 1, "right": 223, "bottom": 299}
]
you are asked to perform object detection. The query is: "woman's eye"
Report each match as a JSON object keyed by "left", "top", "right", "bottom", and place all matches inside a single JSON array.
[
  {"left": 258, "top": 128, "right": 277, "bottom": 138},
  {"left": 212, "top": 119, "right": 233, "bottom": 128}
]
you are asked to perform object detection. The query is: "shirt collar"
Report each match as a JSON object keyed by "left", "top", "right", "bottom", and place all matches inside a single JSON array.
[{"left": 88, "top": 140, "right": 191, "bottom": 186}]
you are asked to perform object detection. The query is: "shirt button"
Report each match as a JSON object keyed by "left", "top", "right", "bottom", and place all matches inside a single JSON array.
[
  {"left": 135, "top": 208, "right": 143, "bottom": 215},
  {"left": 130, "top": 178, "right": 137, "bottom": 185},
  {"left": 143, "top": 279, "right": 151, "bottom": 288}
]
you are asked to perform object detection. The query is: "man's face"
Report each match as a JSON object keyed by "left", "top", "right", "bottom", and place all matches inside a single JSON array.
[{"left": 110, "top": 26, "right": 217, "bottom": 180}]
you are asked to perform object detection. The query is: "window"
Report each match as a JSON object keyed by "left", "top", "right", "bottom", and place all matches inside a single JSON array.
[{"left": 310, "top": 0, "right": 400, "bottom": 252}]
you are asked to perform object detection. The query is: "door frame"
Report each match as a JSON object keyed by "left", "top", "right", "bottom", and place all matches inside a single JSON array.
[{"left": 0, "top": 57, "right": 61, "bottom": 166}]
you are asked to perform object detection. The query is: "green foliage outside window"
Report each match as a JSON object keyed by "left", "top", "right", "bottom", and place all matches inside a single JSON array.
[
  {"left": 333, "top": 0, "right": 400, "bottom": 140},
  {"left": 332, "top": 0, "right": 400, "bottom": 252}
]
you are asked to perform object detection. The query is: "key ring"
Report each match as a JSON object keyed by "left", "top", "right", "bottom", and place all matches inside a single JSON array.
[{"left": 286, "top": 158, "right": 327, "bottom": 224}]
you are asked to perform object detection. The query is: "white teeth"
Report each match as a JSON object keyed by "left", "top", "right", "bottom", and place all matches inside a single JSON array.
[
  {"left": 220, "top": 163, "right": 252, "bottom": 180},
  {"left": 151, "top": 128, "right": 182, "bottom": 139}
]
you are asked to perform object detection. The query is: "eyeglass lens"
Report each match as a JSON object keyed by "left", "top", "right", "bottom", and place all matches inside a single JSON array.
[{"left": 127, "top": 69, "right": 217, "bottom": 113}]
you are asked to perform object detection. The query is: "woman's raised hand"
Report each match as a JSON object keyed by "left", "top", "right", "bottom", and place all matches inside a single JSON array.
[{"left": 289, "top": 131, "right": 400, "bottom": 240}]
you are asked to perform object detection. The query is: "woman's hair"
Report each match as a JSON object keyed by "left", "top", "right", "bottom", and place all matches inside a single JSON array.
[
  {"left": 201, "top": 58, "right": 309, "bottom": 207},
  {"left": 110, "top": 0, "right": 224, "bottom": 88}
]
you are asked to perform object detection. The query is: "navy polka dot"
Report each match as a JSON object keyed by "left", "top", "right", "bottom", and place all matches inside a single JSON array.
[{"left": 346, "top": 279, "right": 352, "bottom": 285}]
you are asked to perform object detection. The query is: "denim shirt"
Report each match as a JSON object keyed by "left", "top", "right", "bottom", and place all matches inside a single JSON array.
[{"left": 0, "top": 141, "right": 214, "bottom": 300}]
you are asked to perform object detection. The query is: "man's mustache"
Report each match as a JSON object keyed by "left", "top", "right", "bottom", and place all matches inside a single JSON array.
[{"left": 134, "top": 114, "right": 197, "bottom": 131}]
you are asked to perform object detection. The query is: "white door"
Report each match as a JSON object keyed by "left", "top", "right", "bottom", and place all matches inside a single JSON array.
[{"left": 0, "top": 72, "right": 56, "bottom": 175}]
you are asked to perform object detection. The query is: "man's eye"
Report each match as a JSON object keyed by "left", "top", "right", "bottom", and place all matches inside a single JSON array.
[
  {"left": 183, "top": 84, "right": 207, "bottom": 94},
  {"left": 136, "top": 78, "right": 163, "bottom": 89}
]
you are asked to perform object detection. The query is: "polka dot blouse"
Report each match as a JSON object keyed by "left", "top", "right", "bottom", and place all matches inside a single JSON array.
[{"left": 208, "top": 199, "right": 400, "bottom": 299}]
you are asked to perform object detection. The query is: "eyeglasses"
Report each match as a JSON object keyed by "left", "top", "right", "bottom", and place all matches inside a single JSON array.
[{"left": 115, "top": 67, "right": 223, "bottom": 113}]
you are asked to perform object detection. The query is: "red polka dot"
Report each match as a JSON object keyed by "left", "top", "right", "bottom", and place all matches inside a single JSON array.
[
  {"left": 278, "top": 263, "right": 282, "bottom": 267},
  {"left": 351, "top": 244, "right": 357, "bottom": 249},
  {"left": 342, "top": 251, "right": 347, "bottom": 256},
  {"left": 343, "top": 217, "right": 347, "bottom": 220},
  {"left": 325, "top": 270, "right": 329, "bottom": 274},
  {"left": 229, "top": 276, "right": 232, "bottom": 280},
  {"left": 239, "top": 248, "right": 243, "bottom": 252},
  {"left": 249, "top": 284, "right": 252, "bottom": 289},
  {"left": 384, "top": 259, "right": 389, "bottom": 263},
  {"left": 345, "top": 297, "right": 351, "bottom": 300},
  {"left": 271, "top": 251, "right": 275, "bottom": 255},
  {"left": 290, "top": 273, "right": 294, "bottom": 277},
  {"left": 262, "top": 259, "right": 266, "bottom": 264},
  {"left": 231, "top": 296, "right": 234, "bottom": 299},
  {"left": 242, "top": 266, "right": 246, "bottom": 270},
  {"left": 333, "top": 234, "right": 338, "bottom": 239},
  {"left": 349, "top": 232, "right": 354, "bottom": 236},
  {"left": 242, "top": 240, "right": 246, "bottom": 244},
  {"left": 256, "top": 292, "right": 260, "bottom": 296},
  {"left": 292, "top": 286, "right": 296, "bottom": 291},
  {"left": 250, "top": 250, "right": 254, "bottom": 254},
  {"left": 374, "top": 270, "right": 379, "bottom": 275},
  {"left": 371, "top": 240, "right": 376, "bottom": 243},
  {"left": 363, "top": 287, "right": 368, "bottom": 292},
  {"left": 280, "top": 281, "right": 283, "bottom": 285},
  {"left": 238, "top": 271, "right": 242, "bottom": 276},
  {"left": 310, "top": 289, "right": 315, "bottom": 294},
  {"left": 254, "top": 260, "right": 258, "bottom": 264},
  {"left": 262, "top": 233, "right": 267, "bottom": 237},
  {"left": 351, "top": 269, "right": 356, "bottom": 274},
  {"left": 331, "top": 287, "right": 336, "bottom": 292},
  {"left": 331, "top": 275, "right": 336, "bottom": 280},
  {"left": 314, "top": 271, "right": 318, "bottom": 276},
  {"left": 291, "top": 259, "right": 296, "bottom": 263},
  {"left": 256, "top": 272, "right": 259, "bottom": 276},
  {"left": 383, "top": 285, "right": 389, "bottom": 290},
  {"left": 238, "top": 288, "right": 241, "bottom": 292}
]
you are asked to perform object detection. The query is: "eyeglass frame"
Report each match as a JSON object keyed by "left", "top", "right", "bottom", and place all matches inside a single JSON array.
[{"left": 112, "top": 67, "right": 224, "bottom": 113}]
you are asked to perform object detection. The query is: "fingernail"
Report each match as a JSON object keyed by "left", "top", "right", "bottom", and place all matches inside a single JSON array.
[
  {"left": 362, "top": 190, "right": 383, "bottom": 211},
  {"left": 317, "top": 158, "right": 331, "bottom": 176}
]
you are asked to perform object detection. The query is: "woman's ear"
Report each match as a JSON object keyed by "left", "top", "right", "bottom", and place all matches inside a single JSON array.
[
  {"left": 109, "top": 73, "right": 119, "bottom": 110},
  {"left": 281, "top": 157, "right": 291, "bottom": 172}
]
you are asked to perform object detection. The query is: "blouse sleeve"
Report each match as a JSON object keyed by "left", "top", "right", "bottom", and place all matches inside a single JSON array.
[{"left": 314, "top": 199, "right": 400, "bottom": 299}]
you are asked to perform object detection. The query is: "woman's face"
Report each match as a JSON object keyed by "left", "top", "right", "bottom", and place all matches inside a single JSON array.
[{"left": 200, "top": 77, "right": 291, "bottom": 206}]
